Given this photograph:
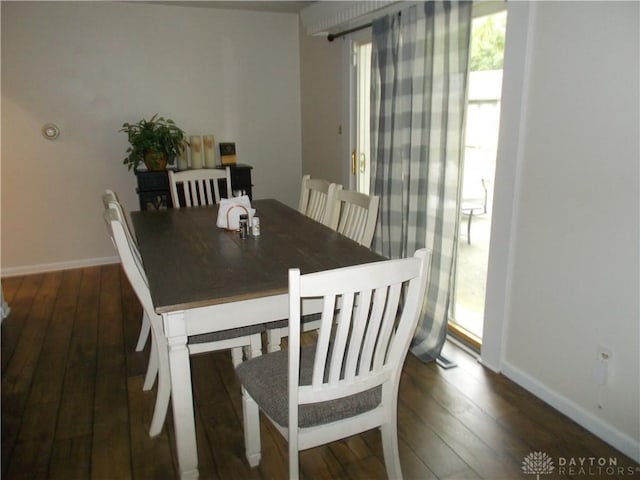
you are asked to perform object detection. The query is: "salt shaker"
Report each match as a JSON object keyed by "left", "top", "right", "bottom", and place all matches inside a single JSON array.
[
  {"left": 239, "top": 214, "right": 248, "bottom": 239},
  {"left": 252, "top": 216, "right": 261, "bottom": 236}
]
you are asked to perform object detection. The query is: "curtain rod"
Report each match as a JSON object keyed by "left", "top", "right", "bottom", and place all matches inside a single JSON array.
[
  {"left": 327, "top": 11, "right": 401, "bottom": 42},
  {"left": 327, "top": 22, "right": 372, "bottom": 42}
]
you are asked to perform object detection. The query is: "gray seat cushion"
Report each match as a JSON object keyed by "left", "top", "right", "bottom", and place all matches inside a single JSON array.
[{"left": 236, "top": 345, "right": 381, "bottom": 428}]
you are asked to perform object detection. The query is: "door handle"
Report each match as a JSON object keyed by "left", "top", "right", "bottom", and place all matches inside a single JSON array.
[{"left": 351, "top": 150, "right": 357, "bottom": 175}]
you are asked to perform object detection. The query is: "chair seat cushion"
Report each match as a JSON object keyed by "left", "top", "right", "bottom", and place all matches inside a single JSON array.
[{"left": 235, "top": 345, "right": 381, "bottom": 428}]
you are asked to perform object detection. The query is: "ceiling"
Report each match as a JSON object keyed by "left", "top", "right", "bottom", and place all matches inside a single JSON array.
[{"left": 144, "top": 1, "right": 314, "bottom": 14}]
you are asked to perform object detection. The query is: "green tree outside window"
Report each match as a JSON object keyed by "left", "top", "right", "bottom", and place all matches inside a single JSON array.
[{"left": 470, "top": 12, "right": 507, "bottom": 72}]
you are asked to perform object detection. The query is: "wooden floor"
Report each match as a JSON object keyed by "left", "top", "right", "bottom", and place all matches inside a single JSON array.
[{"left": 2, "top": 265, "right": 638, "bottom": 479}]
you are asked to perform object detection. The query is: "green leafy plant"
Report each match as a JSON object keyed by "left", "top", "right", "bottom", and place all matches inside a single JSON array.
[
  {"left": 120, "top": 114, "right": 186, "bottom": 171},
  {"left": 469, "top": 12, "right": 506, "bottom": 72}
]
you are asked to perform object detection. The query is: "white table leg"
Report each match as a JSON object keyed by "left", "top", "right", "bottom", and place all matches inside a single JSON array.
[{"left": 165, "top": 311, "right": 199, "bottom": 479}]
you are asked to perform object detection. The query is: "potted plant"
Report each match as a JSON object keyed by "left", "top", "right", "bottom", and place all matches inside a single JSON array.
[{"left": 120, "top": 114, "right": 186, "bottom": 171}]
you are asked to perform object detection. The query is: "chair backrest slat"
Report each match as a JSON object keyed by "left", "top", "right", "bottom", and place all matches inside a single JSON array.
[
  {"left": 344, "top": 288, "right": 372, "bottom": 380},
  {"left": 373, "top": 282, "right": 403, "bottom": 370},
  {"left": 359, "top": 286, "right": 388, "bottom": 371},
  {"left": 183, "top": 181, "right": 194, "bottom": 207},
  {"left": 311, "top": 296, "right": 336, "bottom": 387},
  {"left": 327, "top": 292, "right": 354, "bottom": 384},
  {"left": 203, "top": 178, "right": 213, "bottom": 205}
]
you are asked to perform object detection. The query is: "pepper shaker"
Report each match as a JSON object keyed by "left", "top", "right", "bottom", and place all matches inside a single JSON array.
[{"left": 239, "top": 214, "right": 248, "bottom": 239}]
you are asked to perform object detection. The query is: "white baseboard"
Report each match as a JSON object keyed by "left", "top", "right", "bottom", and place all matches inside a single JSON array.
[
  {"left": 1, "top": 256, "right": 119, "bottom": 277},
  {"left": 502, "top": 360, "right": 640, "bottom": 464}
]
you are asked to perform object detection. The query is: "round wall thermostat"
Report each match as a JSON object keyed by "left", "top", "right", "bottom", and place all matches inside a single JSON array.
[{"left": 42, "top": 123, "right": 60, "bottom": 140}]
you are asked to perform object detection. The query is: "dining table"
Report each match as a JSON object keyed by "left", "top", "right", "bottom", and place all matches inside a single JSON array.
[{"left": 130, "top": 198, "right": 385, "bottom": 479}]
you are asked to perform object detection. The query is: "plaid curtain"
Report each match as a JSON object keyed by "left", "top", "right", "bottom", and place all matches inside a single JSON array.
[{"left": 371, "top": 1, "right": 472, "bottom": 362}]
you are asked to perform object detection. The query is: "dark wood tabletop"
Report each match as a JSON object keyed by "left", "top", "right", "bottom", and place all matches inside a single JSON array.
[{"left": 130, "top": 199, "right": 385, "bottom": 314}]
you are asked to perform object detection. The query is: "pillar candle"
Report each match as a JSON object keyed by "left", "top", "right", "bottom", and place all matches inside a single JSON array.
[
  {"left": 189, "top": 136, "right": 203, "bottom": 169},
  {"left": 203, "top": 135, "right": 215, "bottom": 168},
  {"left": 177, "top": 140, "right": 189, "bottom": 170}
]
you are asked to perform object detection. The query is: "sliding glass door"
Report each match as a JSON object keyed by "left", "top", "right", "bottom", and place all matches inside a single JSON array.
[{"left": 449, "top": 9, "right": 506, "bottom": 349}]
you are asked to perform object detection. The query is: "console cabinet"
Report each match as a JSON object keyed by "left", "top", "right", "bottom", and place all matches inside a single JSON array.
[{"left": 135, "top": 164, "right": 253, "bottom": 210}]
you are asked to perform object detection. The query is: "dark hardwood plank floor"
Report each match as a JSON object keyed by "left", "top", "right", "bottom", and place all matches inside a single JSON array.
[{"left": 2, "top": 265, "right": 638, "bottom": 479}]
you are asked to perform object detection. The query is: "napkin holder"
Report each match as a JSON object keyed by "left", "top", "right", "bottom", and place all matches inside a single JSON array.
[{"left": 216, "top": 195, "right": 254, "bottom": 231}]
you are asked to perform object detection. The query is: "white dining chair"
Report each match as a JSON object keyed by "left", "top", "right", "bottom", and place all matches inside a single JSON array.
[
  {"left": 168, "top": 167, "right": 232, "bottom": 208},
  {"left": 329, "top": 189, "right": 380, "bottom": 248},
  {"left": 104, "top": 203, "right": 263, "bottom": 437},
  {"left": 266, "top": 189, "right": 379, "bottom": 353},
  {"left": 102, "top": 190, "right": 150, "bottom": 353},
  {"left": 298, "top": 174, "right": 342, "bottom": 227},
  {"left": 282, "top": 189, "right": 381, "bottom": 341},
  {"left": 460, "top": 178, "right": 489, "bottom": 245},
  {"left": 236, "top": 249, "right": 431, "bottom": 479}
]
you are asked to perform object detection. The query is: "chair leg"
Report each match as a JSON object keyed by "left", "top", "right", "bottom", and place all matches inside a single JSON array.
[
  {"left": 289, "top": 439, "right": 300, "bottom": 480},
  {"left": 143, "top": 335, "right": 158, "bottom": 391},
  {"left": 136, "top": 311, "right": 151, "bottom": 352},
  {"left": 230, "top": 347, "right": 243, "bottom": 367},
  {"left": 380, "top": 419, "right": 403, "bottom": 480},
  {"left": 241, "top": 387, "right": 262, "bottom": 467},
  {"left": 466, "top": 210, "right": 474, "bottom": 245},
  {"left": 266, "top": 328, "right": 284, "bottom": 353},
  {"left": 148, "top": 351, "right": 171, "bottom": 437},
  {"left": 249, "top": 333, "right": 263, "bottom": 359},
  {"left": 148, "top": 330, "right": 171, "bottom": 437}
]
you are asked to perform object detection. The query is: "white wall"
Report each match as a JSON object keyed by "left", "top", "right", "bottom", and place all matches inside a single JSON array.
[
  {"left": 1, "top": 2, "right": 302, "bottom": 274},
  {"left": 299, "top": 25, "right": 344, "bottom": 184},
  {"left": 486, "top": 1, "right": 639, "bottom": 461}
]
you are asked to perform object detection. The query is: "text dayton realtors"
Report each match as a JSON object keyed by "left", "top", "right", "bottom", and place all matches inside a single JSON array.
[{"left": 557, "top": 456, "right": 637, "bottom": 476}]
